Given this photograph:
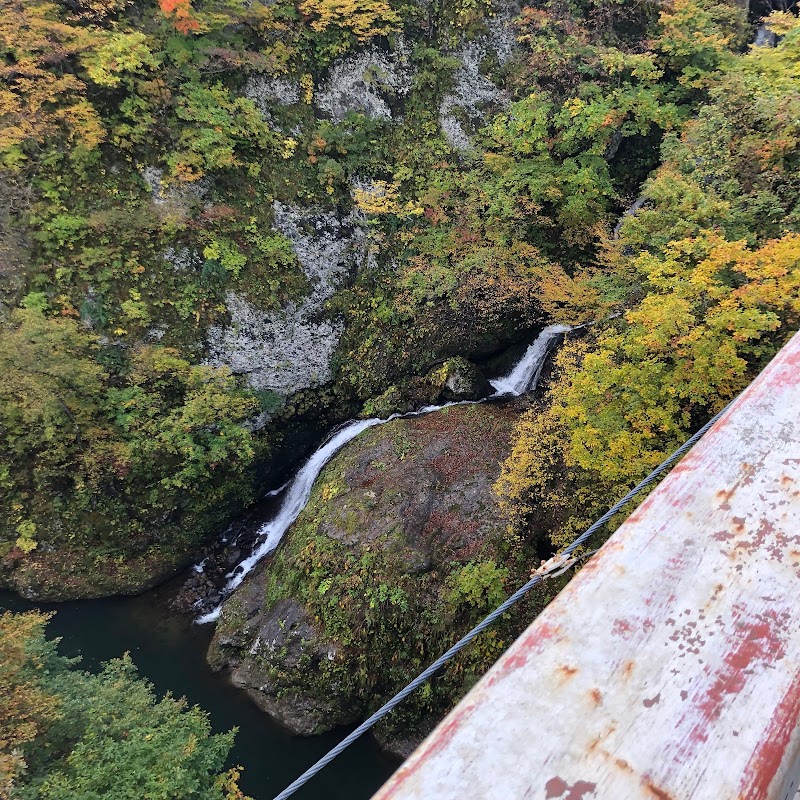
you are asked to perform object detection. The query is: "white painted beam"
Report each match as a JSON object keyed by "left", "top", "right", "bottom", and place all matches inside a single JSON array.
[{"left": 374, "top": 332, "right": 800, "bottom": 800}]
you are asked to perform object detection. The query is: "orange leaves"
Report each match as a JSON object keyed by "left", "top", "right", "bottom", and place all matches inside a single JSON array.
[
  {"left": 0, "top": 1, "right": 105, "bottom": 162},
  {"left": 158, "top": 0, "right": 200, "bottom": 34}
]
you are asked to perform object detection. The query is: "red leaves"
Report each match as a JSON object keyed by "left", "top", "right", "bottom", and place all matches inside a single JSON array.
[{"left": 158, "top": 0, "right": 200, "bottom": 34}]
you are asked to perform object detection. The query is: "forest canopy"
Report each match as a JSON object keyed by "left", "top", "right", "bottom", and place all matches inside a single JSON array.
[{"left": 0, "top": 610, "right": 247, "bottom": 800}]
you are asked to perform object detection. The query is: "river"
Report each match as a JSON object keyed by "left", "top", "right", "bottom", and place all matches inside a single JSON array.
[{"left": 0, "top": 585, "right": 398, "bottom": 800}]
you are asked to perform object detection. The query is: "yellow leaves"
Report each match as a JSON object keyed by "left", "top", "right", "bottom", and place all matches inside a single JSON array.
[
  {"left": 0, "top": 1, "right": 106, "bottom": 161},
  {"left": 300, "top": 73, "right": 314, "bottom": 104},
  {"left": 600, "top": 51, "right": 663, "bottom": 83},
  {"left": 76, "top": 0, "right": 131, "bottom": 18},
  {"left": 534, "top": 262, "right": 604, "bottom": 326},
  {"left": 0, "top": 611, "right": 61, "bottom": 793},
  {"left": 281, "top": 136, "right": 297, "bottom": 159},
  {"left": 498, "top": 229, "right": 800, "bottom": 550},
  {"left": 352, "top": 180, "right": 424, "bottom": 218},
  {"left": 15, "top": 520, "right": 39, "bottom": 553},
  {"left": 298, "top": 0, "right": 400, "bottom": 42},
  {"left": 320, "top": 482, "right": 341, "bottom": 502},
  {"left": 214, "top": 766, "right": 252, "bottom": 800},
  {"left": 563, "top": 97, "right": 584, "bottom": 119},
  {"left": 764, "top": 11, "right": 800, "bottom": 37},
  {"left": 81, "top": 31, "right": 158, "bottom": 88}
]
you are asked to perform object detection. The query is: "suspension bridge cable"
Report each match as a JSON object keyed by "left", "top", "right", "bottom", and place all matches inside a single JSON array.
[{"left": 271, "top": 398, "right": 735, "bottom": 800}]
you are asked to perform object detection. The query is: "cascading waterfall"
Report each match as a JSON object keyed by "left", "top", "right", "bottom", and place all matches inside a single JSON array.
[
  {"left": 489, "top": 324, "right": 572, "bottom": 396},
  {"left": 196, "top": 324, "right": 569, "bottom": 623}
]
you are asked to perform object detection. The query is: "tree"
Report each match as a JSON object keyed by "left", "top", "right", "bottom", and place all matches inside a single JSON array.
[
  {"left": 0, "top": 306, "right": 108, "bottom": 553},
  {"left": 0, "top": 307, "right": 259, "bottom": 567},
  {"left": 169, "top": 83, "right": 276, "bottom": 180},
  {"left": 159, "top": 0, "right": 201, "bottom": 34},
  {"left": 1, "top": 611, "right": 249, "bottom": 800},
  {"left": 0, "top": 1, "right": 105, "bottom": 167},
  {"left": 298, "top": 0, "right": 400, "bottom": 43},
  {"left": 497, "top": 231, "right": 800, "bottom": 550},
  {"left": 0, "top": 612, "right": 61, "bottom": 798}
]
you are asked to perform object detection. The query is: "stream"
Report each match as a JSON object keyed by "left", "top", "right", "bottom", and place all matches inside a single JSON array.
[
  {"left": 198, "top": 323, "right": 571, "bottom": 622},
  {"left": 0, "top": 324, "right": 569, "bottom": 800}
]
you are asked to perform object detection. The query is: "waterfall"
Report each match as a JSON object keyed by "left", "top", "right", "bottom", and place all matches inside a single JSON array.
[
  {"left": 489, "top": 324, "right": 572, "bottom": 396},
  {"left": 196, "top": 324, "right": 569, "bottom": 623}
]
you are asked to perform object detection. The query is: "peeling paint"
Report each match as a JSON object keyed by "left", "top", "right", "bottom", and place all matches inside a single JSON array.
[{"left": 372, "top": 333, "right": 800, "bottom": 800}]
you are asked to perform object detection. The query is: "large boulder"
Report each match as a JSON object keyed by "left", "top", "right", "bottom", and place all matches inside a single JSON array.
[
  {"left": 208, "top": 403, "right": 532, "bottom": 753},
  {"left": 432, "top": 356, "right": 493, "bottom": 401}
]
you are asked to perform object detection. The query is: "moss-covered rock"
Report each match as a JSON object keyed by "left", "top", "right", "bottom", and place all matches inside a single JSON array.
[
  {"left": 429, "top": 357, "right": 492, "bottom": 401},
  {"left": 2, "top": 544, "right": 195, "bottom": 602},
  {"left": 208, "top": 402, "right": 546, "bottom": 753}
]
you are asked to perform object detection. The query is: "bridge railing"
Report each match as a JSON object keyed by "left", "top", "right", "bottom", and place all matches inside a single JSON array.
[{"left": 373, "top": 332, "right": 800, "bottom": 800}]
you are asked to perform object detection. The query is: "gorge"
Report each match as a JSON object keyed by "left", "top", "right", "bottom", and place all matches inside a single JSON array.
[{"left": 2, "top": 1, "right": 798, "bottom": 798}]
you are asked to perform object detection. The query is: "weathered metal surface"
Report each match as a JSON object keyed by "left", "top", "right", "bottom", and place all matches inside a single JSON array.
[{"left": 373, "top": 332, "right": 800, "bottom": 800}]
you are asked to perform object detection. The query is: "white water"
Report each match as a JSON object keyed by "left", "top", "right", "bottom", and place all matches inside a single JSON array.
[
  {"left": 489, "top": 324, "right": 571, "bottom": 396},
  {"left": 196, "top": 324, "right": 569, "bottom": 623}
]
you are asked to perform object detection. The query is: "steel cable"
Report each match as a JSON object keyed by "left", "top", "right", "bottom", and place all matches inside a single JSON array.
[{"left": 271, "top": 398, "right": 735, "bottom": 800}]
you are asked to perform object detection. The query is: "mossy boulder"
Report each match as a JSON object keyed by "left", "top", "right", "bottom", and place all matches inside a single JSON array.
[
  {"left": 208, "top": 403, "right": 545, "bottom": 754},
  {"left": 429, "top": 357, "right": 492, "bottom": 402}
]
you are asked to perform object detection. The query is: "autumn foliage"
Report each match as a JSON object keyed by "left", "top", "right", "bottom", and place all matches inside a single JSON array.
[
  {"left": 158, "top": 0, "right": 200, "bottom": 34},
  {"left": 496, "top": 12, "right": 800, "bottom": 552}
]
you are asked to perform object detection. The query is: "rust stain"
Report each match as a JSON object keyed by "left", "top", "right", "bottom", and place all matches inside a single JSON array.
[
  {"left": 589, "top": 688, "right": 602, "bottom": 707},
  {"left": 716, "top": 487, "right": 735, "bottom": 510},
  {"left": 615, "top": 758, "right": 633, "bottom": 774},
  {"left": 622, "top": 660, "right": 635, "bottom": 679},
  {"left": 642, "top": 777, "right": 674, "bottom": 800},
  {"left": 558, "top": 664, "right": 578, "bottom": 680},
  {"left": 544, "top": 777, "right": 597, "bottom": 799}
]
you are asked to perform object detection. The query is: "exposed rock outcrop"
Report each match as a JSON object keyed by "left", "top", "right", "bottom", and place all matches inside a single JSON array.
[
  {"left": 315, "top": 42, "right": 413, "bottom": 122},
  {"left": 435, "top": 357, "right": 493, "bottom": 401},
  {"left": 205, "top": 202, "right": 371, "bottom": 394},
  {"left": 208, "top": 403, "right": 531, "bottom": 752},
  {"left": 439, "top": 10, "right": 518, "bottom": 150}
]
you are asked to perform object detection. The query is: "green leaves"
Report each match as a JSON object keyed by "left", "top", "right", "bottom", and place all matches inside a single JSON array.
[
  {"left": 169, "top": 83, "right": 276, "bottom": 180},
  {"left": 2, "top": 611, "right": 246, "bottom": 800},
  {"left": 445, "top": 561, "right": 508, "bottom": 614},
  {"left": 82, "top": 32, "right": 159, "bottom": 88},
  {"left": 0, "top": 311, "right": 258, "bottom": 565}
]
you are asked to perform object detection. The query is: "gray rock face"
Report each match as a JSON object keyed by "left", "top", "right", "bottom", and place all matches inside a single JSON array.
[
  {"left": 315, "top": 43, "right": 412, "bottom": 122},
  {"left": 217, "top": 593, "right": 352, "bottom": 735},
  {"left": 753, "top": 22, "right": 778, "bottom": 48},
  {"left": 439, "top": 10, "right": 518, "bottom": 150},
  {"left": 244, "top": 74, "right": 302, "bottom": 117},
  {"left": 140, "top": 166, "right": 207, "bottom": 219},
  {"left": 205, "top": 202, "right": 371, "bottom": 394},
  {"left": 439, "top": 357, "right": 493, "bottom": 401},
  {"left": 243, "top": 75, "right": 302, "bottom": 130}
]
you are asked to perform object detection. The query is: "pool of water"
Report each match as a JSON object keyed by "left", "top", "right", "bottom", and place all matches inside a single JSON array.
[{"left": 0, "top": 585, "right": 399, "bottom": 800}]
